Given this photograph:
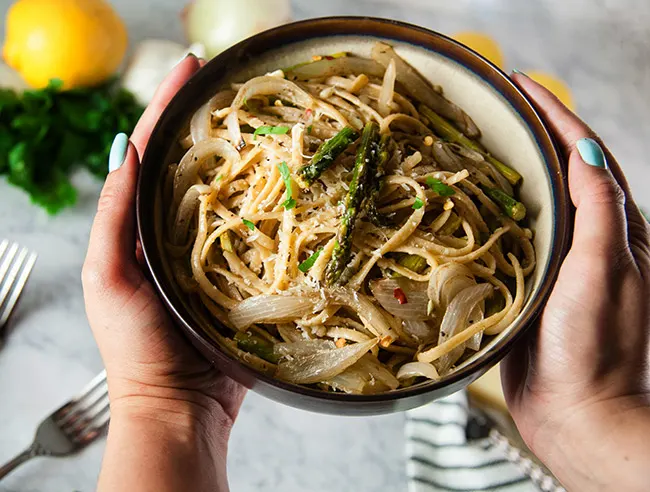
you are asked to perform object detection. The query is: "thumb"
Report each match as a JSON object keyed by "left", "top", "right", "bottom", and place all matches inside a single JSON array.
[
  {"left": 512, "top": 73, "right": 630, "bottom": 261},
  {"left": 83, "top": 134, "right": 142, "bottom": 292}
]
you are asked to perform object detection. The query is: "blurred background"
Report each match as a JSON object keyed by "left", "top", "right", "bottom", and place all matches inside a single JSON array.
[{"left": 0, "top": 0, "right": 648, "bottom": 491}]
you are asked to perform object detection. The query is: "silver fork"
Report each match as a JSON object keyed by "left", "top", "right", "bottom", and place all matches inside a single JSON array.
[
  {"left": 0, "top": 239, "right": 38, "bottom": 335},
  {"left": 0, "top": 370, "right": 110, "bottom": 480},
  {"left": 466, "top": 402, "right": 566, "bottom": 492}
]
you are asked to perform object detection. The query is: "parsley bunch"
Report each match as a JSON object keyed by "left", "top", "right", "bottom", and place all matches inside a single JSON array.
[{"left": 0, "top": 79, "right": 144, "bottom": 214}]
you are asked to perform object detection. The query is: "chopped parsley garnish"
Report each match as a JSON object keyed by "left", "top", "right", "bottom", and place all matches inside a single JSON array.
[
  {"left": 426, "top": 177, "right": 456, "bottom": 196},
  {"left": 298, "top": 247, "right": 324, "bottom": 273},
  {"left": 242, "top": 218, "right": 255, "bottom": 231},
  {"left": 277, "top": 161, "right": 296, "bottom": 210},
  {"left": 412, "top": 197, "right": 425, "bottom": 210},
  {"left": 283, "top": 197, "right": 297, "bottom": 210},
  {"left": 306, "top": 124, "right": 313, "bottom": 135},
  {"left": 253, "top": 125, "right": 290, "bottom": 140}
]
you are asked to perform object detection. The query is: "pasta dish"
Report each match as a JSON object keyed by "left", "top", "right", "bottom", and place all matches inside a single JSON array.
[{"left": 162, "top": 42, "right": 535, "bottom": 394}]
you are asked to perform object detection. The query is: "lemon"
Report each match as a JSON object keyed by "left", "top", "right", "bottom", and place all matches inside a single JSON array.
[
  {"left": 3, "top": 0, "right": 128, "bottom": 89},
  {"left": 525, "top": 70, "right": 576, "bottom": 111},
  {"left": 453, "top": 31, "right": 505, "bottom": 70}
]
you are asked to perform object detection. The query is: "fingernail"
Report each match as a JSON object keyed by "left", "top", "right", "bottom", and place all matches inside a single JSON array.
[
  {"left": 174, "top": 52, "right": 197, "bottom": 68},
  {"left": 512, "top": 69, "right": 529, "bottom": 78},
  {"left": 576, "top": 138, "right": 607, "bottom": 168},
  {"left": 108, "top": 133, "right": 128, "bottom": 173}
]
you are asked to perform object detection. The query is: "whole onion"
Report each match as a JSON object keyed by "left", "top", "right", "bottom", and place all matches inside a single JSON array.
[{"left": 183, "top": 0, "right": 293, "bottom": 58}]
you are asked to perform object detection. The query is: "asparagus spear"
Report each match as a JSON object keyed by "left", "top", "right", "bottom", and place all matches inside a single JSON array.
[
  {"left": 485, "top": 294, "right": 506, "bottom": 317},
  {"left": 298, "top": 126, "right": 359, "bottom": 186},
  {"left": 325, "top": 122, "right": 380, "bottom": 285},
  {"left": 437, "top": 211, "right": 462, "bottom": 236},
  {"left": 419, "top": 104, "right": 522, "bottom": 185},
  {"left": 365, "top": 134, "right": 392, "bottom": 226},
  {"left": 483, "top": 186, "right": 527, "bottom": 221},
  {"left": 219, "top": 230, "right": 234, "bottom": 253},
  {"left": 397, "top": 254, "right": 428, "bottom": 273},
  {"left": 388, "top": 253, "right": 429, "bottom": 278},
  {"left": 234, "top": 331, "right": 279, "bottom": 363}
]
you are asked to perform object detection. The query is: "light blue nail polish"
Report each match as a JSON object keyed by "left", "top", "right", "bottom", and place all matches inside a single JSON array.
[
  {"left": 576, "top": 138, "right": 607, "bottom": 168},
  {"left": 108, "top": 133, "right": 128, "bottom": 173},
  {"left": 512, "top": 69, "right": 529, "bottom": 78}
]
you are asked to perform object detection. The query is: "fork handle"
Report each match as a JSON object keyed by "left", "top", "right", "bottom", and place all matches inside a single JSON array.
[
  {"left": 0, "top": 443, "right": 41, "bottom": 480},
  {"left": 489, "top": 429, "right": 567, "bottom": 492}
]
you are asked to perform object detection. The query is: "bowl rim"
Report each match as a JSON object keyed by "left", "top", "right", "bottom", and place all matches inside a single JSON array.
[{"left": 137, "top": 16, "right": 572, "bottom": 404}]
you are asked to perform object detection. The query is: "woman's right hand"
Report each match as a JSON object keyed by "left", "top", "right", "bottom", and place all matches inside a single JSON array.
[{"left": 502, "top": 73, "right": 650, "bottom": 491}]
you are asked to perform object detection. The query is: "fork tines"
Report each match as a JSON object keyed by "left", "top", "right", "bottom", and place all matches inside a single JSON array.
[
  {"left": 0, "top": 239, "right": 38, "bottom": 331},
  {"left": 53, "top": 370, "right": 110, "bottom": 445}
]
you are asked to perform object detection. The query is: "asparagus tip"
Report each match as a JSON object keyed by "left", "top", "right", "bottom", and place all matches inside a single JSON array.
[{"left": 511, "top": 202, "right": 527, "bottom": 221}]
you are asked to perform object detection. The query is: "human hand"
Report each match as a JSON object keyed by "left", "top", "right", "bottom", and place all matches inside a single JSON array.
[
  {"left": 82, "top": 55, "right": 246, "bottom": 491},
  {"left": 502, "top": 73, "right": 650, "bottom": 490}
]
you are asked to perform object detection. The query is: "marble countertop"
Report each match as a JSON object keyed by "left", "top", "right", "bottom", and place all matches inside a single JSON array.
[{"left": 0, "top": 0, "right": 648, "bottom": 491}]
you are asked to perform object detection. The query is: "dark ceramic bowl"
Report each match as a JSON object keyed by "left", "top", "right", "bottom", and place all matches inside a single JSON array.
[{"left": 137, "top": 17, "right": 571, "bottom": 415}]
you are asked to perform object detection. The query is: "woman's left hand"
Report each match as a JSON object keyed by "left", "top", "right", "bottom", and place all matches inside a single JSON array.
[{"left": 82, "top": 55, "right": 246, "bottom": 492}]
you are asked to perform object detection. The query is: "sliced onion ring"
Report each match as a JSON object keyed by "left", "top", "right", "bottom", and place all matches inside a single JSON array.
[
  {"left": 231, "top": 76, "right": 314, "bottom": 110},
  {"left": 228, "top": 293, "right": 320, "bottom": 331},
  {"left": 276, "top": 338, "right": 379, "bottom": 384},
  {"left": 286, "top": 57, "right": 385, "bottom": 81},
  {"left": 402, "top": 319, "right": 437, "bottom": 344},
  {"left": 370, "top": 278, "right": 429, "bottom": 320},
  {"left": 274, "top": 340, "right": 336, "bottom": 357},
  {"left": 173, "top": 138, "right": 240, "bottom": 209},
  {"left": 331, "top": 288, "right": 397, "bottom": 342},
  {"left": 396, "top": 361, "right": 440, "bottom": 381},
  {"left": 190, "top": 90, "right": 235, "bottom": 144},
  {"left": 436, "top": 283, "right": 493, "bottom": 374}
]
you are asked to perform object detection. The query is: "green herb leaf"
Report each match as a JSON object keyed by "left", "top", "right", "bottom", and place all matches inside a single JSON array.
[
  {"left": 253, "top": 125, "right": 290, "bottom": 140},
  {"left": 412, "top": 197, "right": 425, "bottom": 209},
  {"left": 278, "top": 161, "right": 292, "bottom": 183},
  {"left": 426, "top": 176, "right": 456, "bottom": 196},
  {"left": 8, "top": 141, "right": 33, "bottom": 185},
  {"left": 277, "top": 161, "right": 296, "bottom": 210},
  {"left": 242, "top": 218, "right": 255, "bottom": 231},
  {"left": 0, "top": 89, "right": 20, "bottom": 110},
  {"left": 282, "top": 197, "right": 296, "bottom": 210},
  {"left": 0, "top": 79, "right": 144, "bottom": 214},
  {"left": 298, "top": 247, "right": 324, "bottom": 273},
  {"left": 214, "top": 175, "right": 223, "bottom": 182},
  {"left": 306, "top": 125, "right": 313, "bottom": 135}
]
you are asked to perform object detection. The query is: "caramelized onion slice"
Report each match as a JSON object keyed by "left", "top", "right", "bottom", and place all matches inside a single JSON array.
[{"left": 276, "top": 338, "right": 379, "bottom": 384}]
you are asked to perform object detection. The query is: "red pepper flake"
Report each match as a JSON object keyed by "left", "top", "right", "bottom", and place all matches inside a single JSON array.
[
  {"left": 324, "top": 55, "right": 335, "bottom": 60},
  {"left": 393, "top": 287, "right": 408, "bottom": 305}
]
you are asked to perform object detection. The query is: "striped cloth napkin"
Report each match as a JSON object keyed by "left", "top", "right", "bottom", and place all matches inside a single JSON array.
[{"left": 406, "top": 391, "right": 538, "bottom": 492}]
